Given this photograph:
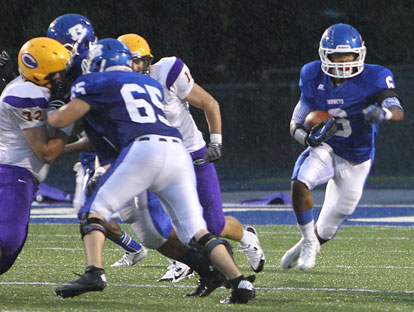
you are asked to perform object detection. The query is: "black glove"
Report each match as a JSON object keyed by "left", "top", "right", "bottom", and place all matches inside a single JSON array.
[
  {"left": 204, "top": 143, "right": 222, "bottom": 163},
  {"left": 86, "top": 167, "right": 106, "bottom": 197},
  {"left": 306, "top": 117, "right": 337, "bottom": 147},
  {"left": 0, "top": 50, "right": 17, "bottom": 84}
]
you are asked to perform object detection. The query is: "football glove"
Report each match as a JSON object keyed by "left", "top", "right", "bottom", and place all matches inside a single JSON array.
[
  {"left": 306, "top": 117, "right": 337, "bottom": 147},
  {"left": 204, "top": 143, "right": 222, "bottom": 163},
  {"left": 86, "top": 167, "right": 106, "bottom": 197},
  {"left": 363, "top": 105, "right": 392, "bottom": 125}
]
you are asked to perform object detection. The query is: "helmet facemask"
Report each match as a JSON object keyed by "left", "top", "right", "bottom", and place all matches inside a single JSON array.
[
  {"left": 319, "top": 46, "right": 366, "bottom": 78},
  {"left": 132, "top": 55, "right": 153, "bottom": 75}
]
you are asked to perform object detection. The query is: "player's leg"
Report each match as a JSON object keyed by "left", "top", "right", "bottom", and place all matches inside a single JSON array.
[
  {"left": 281, "top": 144, "right": 334, "bottom": 270},
  {"left": 0, "top": 165, "right": 36, "bottom": 275},
  {"left": 192, "top": 147, "right": 265, "bottom": 272},
  {"left": 315, "top": 158, "right": 371, "bottom": 242},
  {"left": 106, "top": 218, "right": 148, "bottom": 267},
  {"left": 76, "top": 153, "right": 147, "bottom": 267},
  {"left": 56, "top": 141, "right": 156, "bottom": 298},
  {"left": 155, "top": 141, "right": 255, "bottom": 304}
]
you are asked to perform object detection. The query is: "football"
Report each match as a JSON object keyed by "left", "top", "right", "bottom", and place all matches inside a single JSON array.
[{"left": 304, "top": 110, "right": 332, "bottom": 130}]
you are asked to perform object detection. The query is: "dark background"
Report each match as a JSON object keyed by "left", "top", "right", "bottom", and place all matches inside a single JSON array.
[{"left": 1, "top": 1, "right": 413, "bottom": 192}]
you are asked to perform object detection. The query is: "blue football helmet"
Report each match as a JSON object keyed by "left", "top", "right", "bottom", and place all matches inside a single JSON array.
[
  {"left": 47, "top": 14, "right": 97, "bottom": 56},
  {"left": 319, "top": 23, "right": 366, "bottom": 78},
  {"left": 83, "top": 38, "right": 132, "bottom": 74}
]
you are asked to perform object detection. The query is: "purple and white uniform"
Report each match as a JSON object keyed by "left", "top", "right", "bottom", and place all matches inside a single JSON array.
[
  {"left": 0, "top": 77, "right": 50, "bottom": 274},
  {"left": 151, "top": 57, "right": 224, "bottom": 235}
]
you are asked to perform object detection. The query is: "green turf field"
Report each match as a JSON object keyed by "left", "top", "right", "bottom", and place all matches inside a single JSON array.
[{"left": 0, "top": 224, "right": 413, "bottom": 311}]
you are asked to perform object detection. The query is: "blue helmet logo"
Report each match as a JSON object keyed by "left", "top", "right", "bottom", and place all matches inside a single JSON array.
[{"left": 21, "top": 53, "right": 38, "bottom": 69}]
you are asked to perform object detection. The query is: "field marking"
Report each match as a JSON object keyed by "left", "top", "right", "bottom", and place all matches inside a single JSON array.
[{"left": 1, "top": 281, "right": 413, "bottom": 295}]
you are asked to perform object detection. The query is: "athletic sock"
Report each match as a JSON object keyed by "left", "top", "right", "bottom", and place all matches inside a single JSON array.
[
  {"left": 113, "top": 231, "right": 142, "bottom": 253},
  {"left": 238, "top": 229, "right": 252, "bottom": 247}
]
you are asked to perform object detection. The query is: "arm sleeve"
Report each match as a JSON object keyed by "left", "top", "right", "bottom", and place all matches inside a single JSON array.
[{"left": 291, "top": 98, "right": 311, "bottom": 125}]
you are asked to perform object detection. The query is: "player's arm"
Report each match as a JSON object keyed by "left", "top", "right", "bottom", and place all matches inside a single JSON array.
[
  {"left": 64, "top": 135, "right": 93, "bottom": 154},
  {"left": 185, "top": 83, "right": 222, "bottom": 162},
  {"left": 363, "top": 90, "right": 404, "bottom": 124},
  {"left": 23, "top": 125, "right": 68, "bottom": 164},
  {"left": 185, "top": 83, "right": 222, "bottom": 137},
  {"left": 48, "top": 98, "right": 91, "bottom": 128}
]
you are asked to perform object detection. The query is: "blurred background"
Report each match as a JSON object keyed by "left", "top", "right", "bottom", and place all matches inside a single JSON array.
[{"left": 1, "top": 0, "right": 413, "bottom": 192}]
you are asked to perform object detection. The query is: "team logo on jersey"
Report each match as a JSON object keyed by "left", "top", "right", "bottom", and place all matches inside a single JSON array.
[
  {"left": 317, "top": 84, "right": 325, "bottom": 91},
  {"left": 21, "top": 53, "right": 38, "bottom": 69},
  {"left": 327, "top": 99, "right": 344, "bottom": 105}
]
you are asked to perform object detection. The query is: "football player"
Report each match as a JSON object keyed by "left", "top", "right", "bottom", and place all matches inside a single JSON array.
[
  {"left": 47, "top": 14, "right": 149, "bottom": 266},
  {"left": 0, "top": 37, "right": 72, "bottom": 274},
  {"left": 49, "top": 38, "right": 256, "bottom": 303},
  {"left": 117, "top": 33, "right": 266, "bottom": 277},
  {"left": 281, "top": 24, "right": 404, "bottom": 271}
]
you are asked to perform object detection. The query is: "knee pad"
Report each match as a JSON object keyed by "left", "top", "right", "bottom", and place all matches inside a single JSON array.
[
  {"left": 189, "top": 233, "right": 233, "bottom": 258},
  {"left": 79, "top": 212, "right": 107, "bottom": 239}
]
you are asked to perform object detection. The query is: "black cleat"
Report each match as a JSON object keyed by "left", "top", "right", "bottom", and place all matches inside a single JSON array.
[
  {"left": 56, "top": 266, "right": 107, "bottom": 298},
  {"left": 221, "top": 275, "right": 256, "bottom": 304},
  {"left": 186, "top": 268, "right": 228, "bottom": 297}
]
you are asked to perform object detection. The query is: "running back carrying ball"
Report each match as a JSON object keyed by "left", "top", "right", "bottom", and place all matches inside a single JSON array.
[{"left": 304, "top": 110, "right": 333, "bottom": 130}]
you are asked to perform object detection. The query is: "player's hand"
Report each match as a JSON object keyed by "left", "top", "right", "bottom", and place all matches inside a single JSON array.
[
  {"left": 86, "top": 167, "right": 106, "bottom": 197},
  {"left": 204, "top": 143, "right": 222, "bottom": 163},
  {"left": 306, "top": 117, "right": 337, "bottom": 147},
  {"left": 363, "top": 105, "right": 385, "bottom": 125},
  {"left": 0, "top": 50, "right": 17, "bottom": 83}
]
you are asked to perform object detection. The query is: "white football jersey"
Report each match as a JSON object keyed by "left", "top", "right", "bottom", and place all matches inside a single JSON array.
[
  {"left": 150, "top": 57, "right": 205, "bottom": 152},
  {"left": 0, "top": 76, "right": 50, "bottom": 181}
]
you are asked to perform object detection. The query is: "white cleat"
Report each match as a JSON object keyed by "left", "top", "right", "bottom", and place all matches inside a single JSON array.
[
  {"left": 297, "top": 239, "right": 320, "bottom": 271},
  {"left": 111, "top": 247, "right": 148, "bottom": 267},
  {"left": 240, "top": 226, "right": 266, "bottom": 273},
  {"left": 157, "top": 261, "right": 194, "bottom": 283},
  {"left": 280, "top": 238, "right": 304, "bottom": 269}
]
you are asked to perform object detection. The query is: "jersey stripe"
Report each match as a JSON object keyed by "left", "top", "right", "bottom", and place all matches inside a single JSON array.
[{"left": 166, "top": 58, "right": 184, "bottom": 90}]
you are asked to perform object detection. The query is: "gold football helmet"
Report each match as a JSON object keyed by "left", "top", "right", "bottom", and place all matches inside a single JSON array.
[
  {"left": 117, "top": 33, "right": 153, "bottom": 74},
  {"left": 18, "top": 37, "right": 70, "bottom": 88}
]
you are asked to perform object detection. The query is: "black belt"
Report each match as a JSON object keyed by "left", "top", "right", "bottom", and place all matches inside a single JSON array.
[{"left": 138, "top": 136, "right": 179, "bottom": 143}]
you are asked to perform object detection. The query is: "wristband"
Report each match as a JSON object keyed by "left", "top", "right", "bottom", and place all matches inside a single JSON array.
[
  {"left": 210, "top": 133, "right": 222, "bottom": 144},
  {"left": 294, "top": 128, "right": 308, "bottom": 146},
  {"left": 382, "top": 108, "right": 393, "bottom": 120}
]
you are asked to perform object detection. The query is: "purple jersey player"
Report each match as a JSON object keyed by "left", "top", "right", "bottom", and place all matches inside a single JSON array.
[{"left": 0, "top": 37, "right": 71, "bottom": 274}]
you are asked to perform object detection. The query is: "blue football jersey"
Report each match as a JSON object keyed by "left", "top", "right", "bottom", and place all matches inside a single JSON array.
[
  {"left": 70, "top": 71, "right": 182, "bottom": 151},
  {"left": 299, "top": 61, "right": 398, "bottom": 163}
]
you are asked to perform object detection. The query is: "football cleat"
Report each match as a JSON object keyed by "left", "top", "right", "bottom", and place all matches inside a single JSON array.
[
  {"left": 110, "top": 247, "right": 148, "bottom": 267},
  {"left": 158, "top": 261, "right": 194, "bottom": 283},
  {"left": 240, "top": 226, "right": 265, "bottom": 273},
  {"left": 55, "top": 266, "right": 106, "bottom": 298},
  {"left": 220, "top": 275, "right": 256, "bottom": 304},
  {"left": 186, "top": 268, "right": 227, "bottom": 297},
  {"left": 297, "top": 239, "right": 320, "bottom": 271},
  {"left": 280, "top": 238, "right": 304, "bottom": 269}
]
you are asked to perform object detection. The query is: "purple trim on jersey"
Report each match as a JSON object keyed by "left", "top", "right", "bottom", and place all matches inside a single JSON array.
[
  {"left": 191, "top": 146, "right": 225, "bottom": 236},
  {"left": 3, "top": 95, "right": 48, "bottom": 109},
  {"left": 0, "top": 164, "right": 37, "bottom": 275},
  {"left": 166, "top": 58, "right": 184, "bottom": 90},
  {"left": 291, "top": 147, "right": 312, "bottom": 180}
]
